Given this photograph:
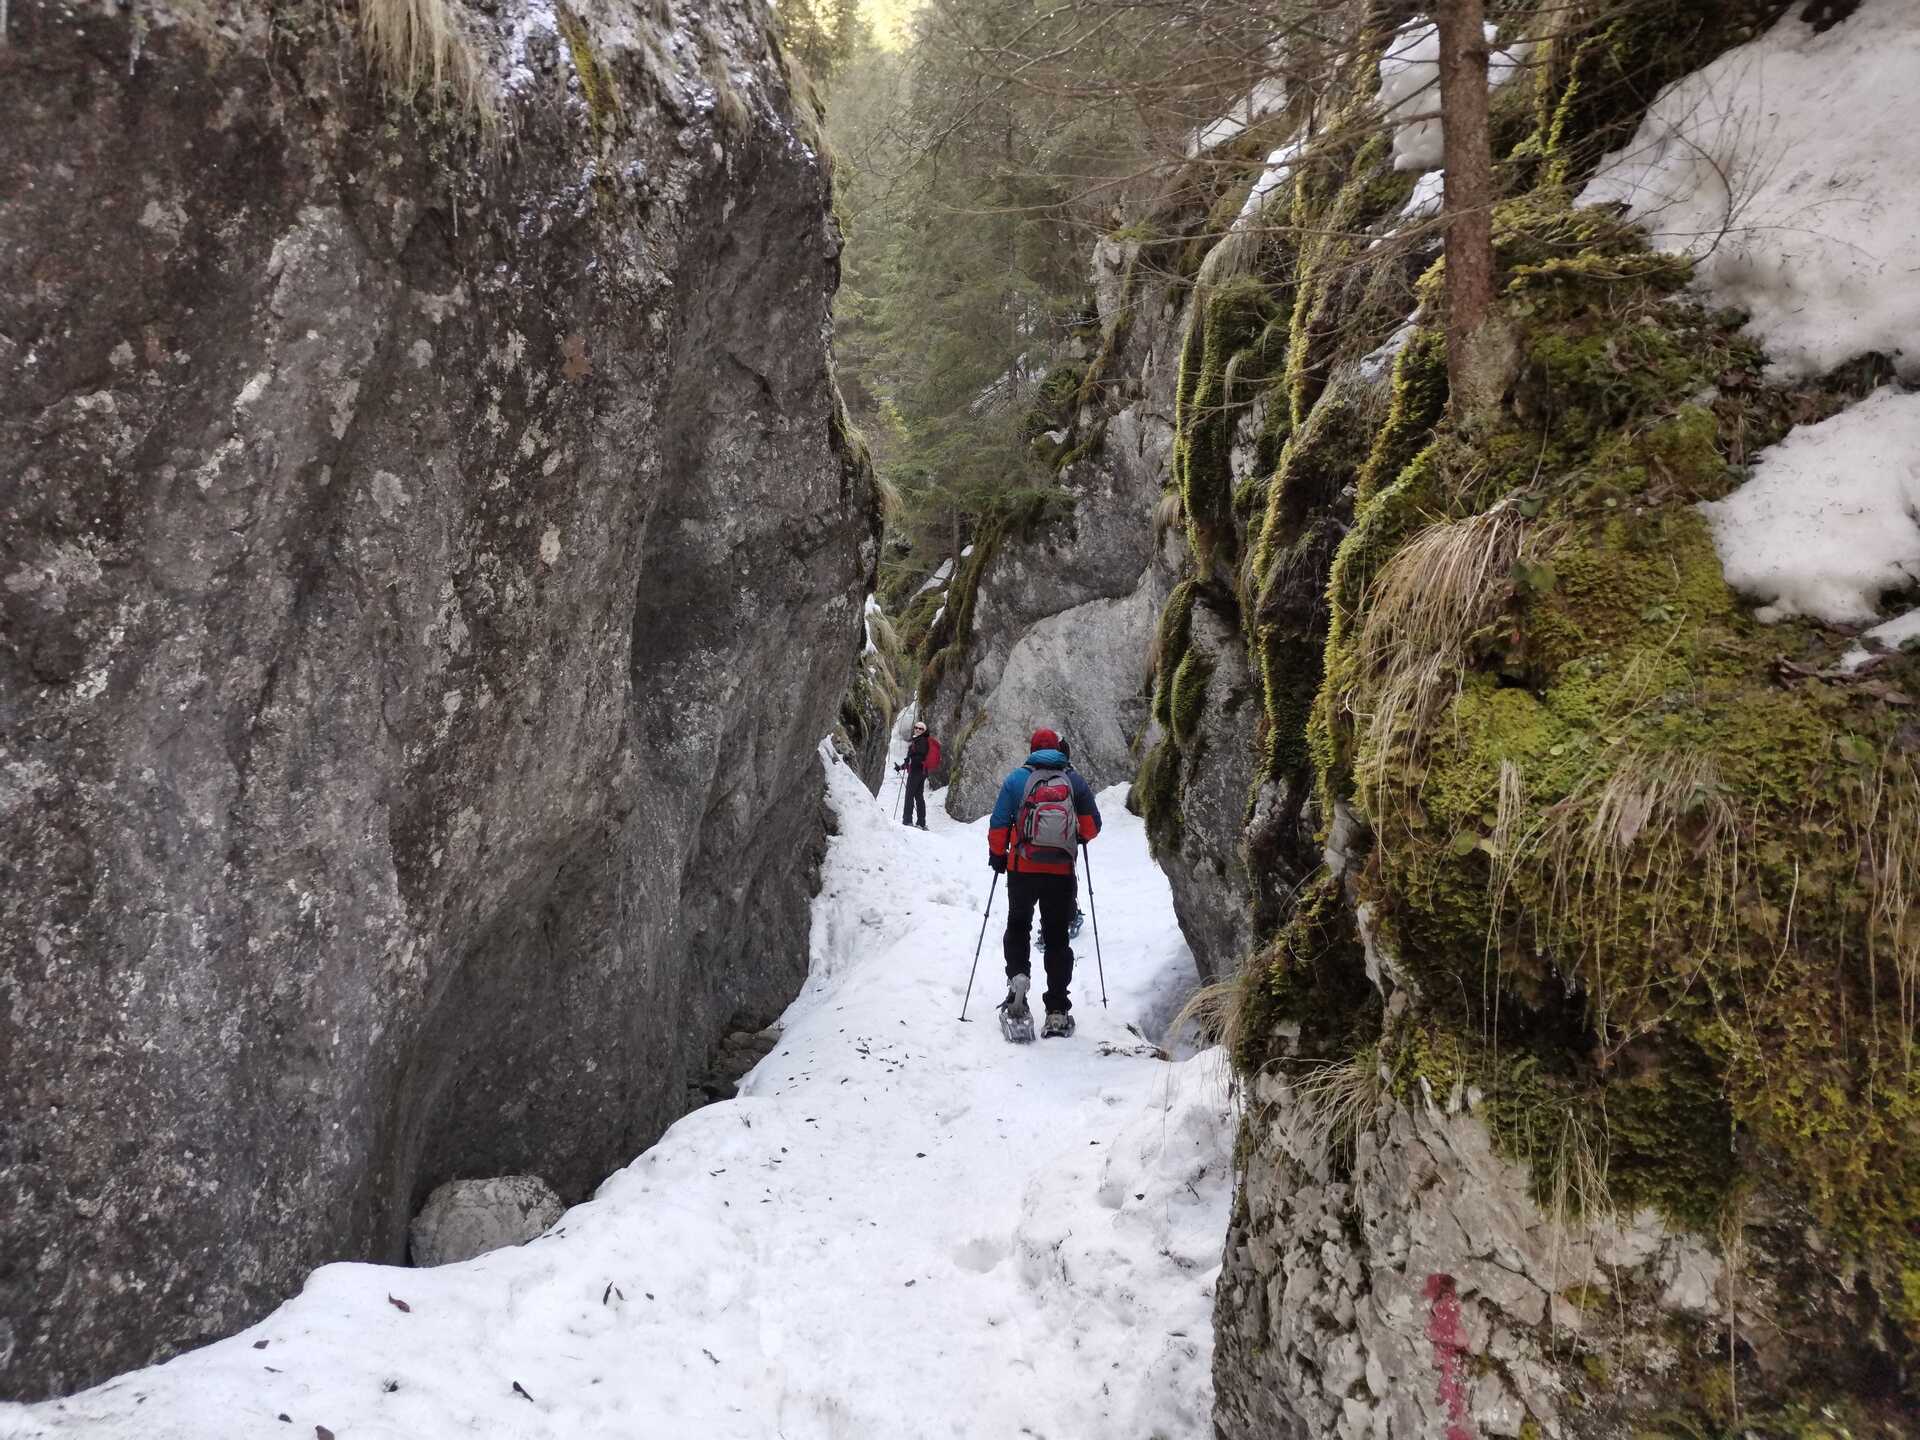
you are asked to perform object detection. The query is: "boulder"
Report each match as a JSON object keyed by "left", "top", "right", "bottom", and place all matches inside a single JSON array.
[{"left": 409, "top": 1177, "right": 567, "bottom": 1268}]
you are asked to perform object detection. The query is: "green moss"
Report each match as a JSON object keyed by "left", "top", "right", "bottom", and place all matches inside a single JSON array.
[
  {"left": 1283, "top": 129, "right": 1407, "bottom": 430},
  {"left": 1170, "top": 649, "right": 1214, "bottom": 747},
  {"left": 1174, "top": 276, "right": 1280, "bottom": 571},
  {"left": 556, "top": 3, "right": 623, "bottom": 143},
  {"left": 1534, "top": 1, "right": 1780, "bottom": 191},
  {"left": 1135, "top": 736, "right": 1183, "bottom": 856},
  {"left": 1286, "top": 197, "right": 1920, "bottom": 1354},
  {"left": 1182, "top": 3, "right": 1920, "bottom": 1415},
  {"left": 1151, "top": 580, "right": 1199, "bottom": 726},
  {"left": 1023, "top": 364, "right": 1086, "bottom": 444},
  {"left": 1238, "top": 872, "right": 1381, "bottom": 1073},
  {"left": 1356, "top": 325, "right": 1449, "bottom": 508}
]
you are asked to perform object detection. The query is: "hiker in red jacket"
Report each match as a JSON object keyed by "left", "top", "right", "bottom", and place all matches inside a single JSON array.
[
  {"left": 893, "top": 720, "right": 935, "bottom": 829},
  {"left": 987, "top": 727, "right": 1101, "bottom": 1038}
]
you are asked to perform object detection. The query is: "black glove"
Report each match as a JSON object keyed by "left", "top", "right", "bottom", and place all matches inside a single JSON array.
[
  {"left": 989, "top": 854, "right": 1007, "bottom": 874},
  {"left": 893, "top": 762, "right": 903, "bottom": 772}
]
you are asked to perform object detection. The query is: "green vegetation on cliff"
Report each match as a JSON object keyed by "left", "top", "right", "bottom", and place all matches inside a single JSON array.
[{"left": 1131, "top": 0, "right": 1920, "bottom": 1423}]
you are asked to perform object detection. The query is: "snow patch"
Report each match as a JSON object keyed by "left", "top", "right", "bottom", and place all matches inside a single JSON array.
[
  {"left": 1401, "top": 168, "right": 1445, "bottom": 221},
  {"left": 913, "top": 557, "right": 954, "bottom": 596},
  {"left": 1578, "top": 0, "right": 1920, "bottom": 379},
  {"left": 1236, "top": 140, "right": 1302, "bottom": 227},
  {"left": 1843, "top": 607, "right": 1920, "bottom": 672},
  {"left": 1189, "top": 76, "right": 1287, "bottom": 156},
  {"left": 1699, "top": 386, "right": 1920, "bottom": 627},
  {"left": 1377, "top": 19, "right": 1527, "bottom": 174}
]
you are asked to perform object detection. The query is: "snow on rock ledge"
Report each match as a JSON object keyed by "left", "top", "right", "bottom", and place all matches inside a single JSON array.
[
  {"left": 1698, "top": 386, "right": 1920, "bottom": 628},
  {"left": 1579, "top": 0, "right": 1920, "bottom": 380}
]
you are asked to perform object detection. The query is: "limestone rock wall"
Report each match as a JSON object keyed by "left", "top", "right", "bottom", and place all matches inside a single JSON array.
[
  {"left": 0, "top": 0, "right": 872, "bottom": 1397},
  {"left": 923, "top": 240, "right": 1173, "bottom": 818},
  {"left": 1214, "top": 1067, "right": 1788, "bottom": 1440}
]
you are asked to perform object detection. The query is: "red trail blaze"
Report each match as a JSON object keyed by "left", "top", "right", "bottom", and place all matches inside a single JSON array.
[{"left": 1423, "top": 1272, "right": 1475, "bottom": 1440}]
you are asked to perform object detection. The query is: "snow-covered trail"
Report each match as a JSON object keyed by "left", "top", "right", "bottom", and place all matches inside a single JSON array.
[{"left": 5, "top": 742, "right": 1233, "bottom": 1440}]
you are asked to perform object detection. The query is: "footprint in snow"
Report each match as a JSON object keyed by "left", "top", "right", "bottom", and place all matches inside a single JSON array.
[{"left": 951, "top": 1237, "right": 1008, "bottom": 1273}]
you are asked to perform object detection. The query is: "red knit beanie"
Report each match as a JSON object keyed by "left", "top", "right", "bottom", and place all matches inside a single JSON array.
[{"left": 1030, "top": 727, "right": 1060, "bottom": 751}]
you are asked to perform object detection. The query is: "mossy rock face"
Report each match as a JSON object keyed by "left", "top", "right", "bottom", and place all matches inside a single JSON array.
[
  {"left": 1169, "top": 649, "right": 1214, "bottom": 748},
  {"left": 1174, "top": 276, "right": 1282, "bottom": 573},
  {"left": 1135, "top": 735, "right": 1184, "bottom": 855},
  {"left": 1531, "top": 0, "right": 1786, "bottom": 191},
  {"left": 1237, "top": 871, "right": 1381, "bottom": 1074},
  {"left": 1022, "top": 364, "right": 1086, "bottom": 444},
  {"left": 1356, "top": 325, "right": 1448, "bottom": 508},
  {"left": 1199, "top": 2, "right": 1920, "bottom": 1430},
  {"left": 1150, "top": 579, "right": 1199, "bottom": 727},
  {"left": 1300, "top": 215, "right": 1920, "bottom": 1369}
]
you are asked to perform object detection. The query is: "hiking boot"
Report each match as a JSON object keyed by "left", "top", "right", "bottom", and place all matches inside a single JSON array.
[
  {"left": 998, "top": 973, "right": 1035, "bottom": 1043},
  {"left": 1042, "top": 1010, "right": 1075, "bottom": 1039}
]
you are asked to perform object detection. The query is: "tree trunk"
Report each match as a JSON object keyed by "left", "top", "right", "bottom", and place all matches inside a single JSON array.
[{"left": 1434, "top": 0, "right": 1496, "bottom": 400}]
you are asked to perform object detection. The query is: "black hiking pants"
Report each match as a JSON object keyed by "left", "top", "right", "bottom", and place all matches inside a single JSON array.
[
  {"left": 903, "top": 769, "right": 927, "bottom": 827},
  {"left": 1004, "top": 869, "right": 1077, "bottom": 1014}
]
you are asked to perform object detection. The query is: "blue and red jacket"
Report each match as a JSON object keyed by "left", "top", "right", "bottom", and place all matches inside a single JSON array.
[{"left": 988, "top": 749, "right": 1101, "bottom": 875}]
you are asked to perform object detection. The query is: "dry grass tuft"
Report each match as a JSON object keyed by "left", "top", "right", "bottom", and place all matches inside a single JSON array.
[
  {"left": 1169, "top": 974, "right": 1249, "bottom": 1060},
  {"left": 359, "top": 0, "right": 490, "bottom": 118},
  {"left": 1534, "top": 747, "right": 1739, "bottom": 1043},
  {"left": 1522, "top": 1100, "right": 1615, "bottom": 1234},
  {"left": 874, "top": 469, "right": 904, "bottom": 523},
  {"left": 703, "top": 48, "right": 751, "bottom": 136},
  {"left": 1152, "top": 488, "right": 1185, "bottom": 549},
  {"left": 1848, "top": 755, "right": 1920, "bottom": 1059},
  {"left": 1264, "top": 1053, "right": 1386, "bottom": 1172},
  {"left": 1348, "top": 507, "right": 1549, "bottom": 809}
]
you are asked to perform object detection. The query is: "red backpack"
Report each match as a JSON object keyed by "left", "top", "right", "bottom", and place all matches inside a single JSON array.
[
  {"left": 923, "top": 734, "right": 942, "bottom": 772},
  {"left": 1015, "top": 766, "right": 1077, "bottom": 865}
]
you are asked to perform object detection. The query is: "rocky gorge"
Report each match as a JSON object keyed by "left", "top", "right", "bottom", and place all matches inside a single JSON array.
[
  {"left": 0, "top": 0, "right": 874, "bottom": 1398},
  {"left": 4, "top": 0, "right": 1919, "bottom": 1431}
]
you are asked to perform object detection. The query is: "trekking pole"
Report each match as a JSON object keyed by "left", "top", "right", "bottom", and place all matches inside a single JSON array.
[
  {"left": 1082, "top": 845, "right": 1108, "bottom": 1008},
  {"left": 958, "top": 872, "right": 999, "bottom": 1021},
  {"left": 892, "top": 767, "right": 905, "bottom": 819}
]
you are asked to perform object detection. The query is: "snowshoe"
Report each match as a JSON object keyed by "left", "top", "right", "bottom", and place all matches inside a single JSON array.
[
  {"left": 998, "top": 974, "right": 1036, "bottom": 1044},
  {"left": 1068, "top": 907, "right": 1084, "bottom": 941},
  {"left": 1042, "top": 1011, "right": 1076, "bottom": 1040}
]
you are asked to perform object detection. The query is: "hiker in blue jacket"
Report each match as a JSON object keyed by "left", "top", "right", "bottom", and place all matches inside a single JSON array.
[{"left": 988, "top": 727, "right": 1101, "bottom": 1038}]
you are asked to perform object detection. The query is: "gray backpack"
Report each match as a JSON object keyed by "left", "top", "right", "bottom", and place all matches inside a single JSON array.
[{"left": 1015, "top": 767, "right": 1079, "bottom": 864}]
